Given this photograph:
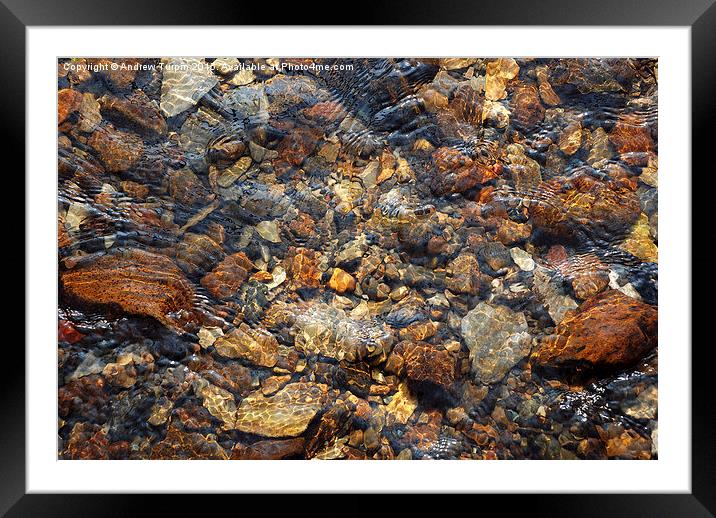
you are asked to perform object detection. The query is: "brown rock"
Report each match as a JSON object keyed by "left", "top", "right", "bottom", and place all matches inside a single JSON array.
[
  {"left": 328, "top": 268, "right": 356, "bottom": 294},
  {"left": 168, "top": 169, "right": 212, "bottom": 206},
  {"left": 88, "top": 124, "right": 144, "bottom": 173},
  {"left": 393, "top": 341, "right": 456, "bottom": 390},
  {"left": 233, "top": 382, "right": 334, "bottom": 437},
  {"left": 276, "top": 126, "right": 321, "bottom": 167},
  {"left": 284, "top": 246, "right": 322, "bottom": 288},
  {"left": 532, "top": 290, "right": 657, "bottom": 372},
  {"left": 213, "top": 323, "right": 279, "bottom": 367},
  {"left": 120, "top": 180, "right": 150, "bottom": 200},
  {"left": 63, "top": 422, "right": 109, "bottom": 460},
  {"left": 58, "top": 88, "right": 83, "bottom": 124},
  {"left": 231, "top": 438, "right": 305, "bottom": 459},
  {"left": 529, "top": 173, "right": 641, "bottom": 240},
  {"left": 609, "top": 113, "right": 655, "bottom": 166},
  {"left": 61, "top": 249, "right": 196, "bottom": 333},
  {"left": 511, "top": 85, "right": 545, "bottom": 131},
  {"left": 431, "top": 147, "right": 501, "bottom": 195},
  {"left": 200, "top": 252, "right": 254, "bottom": 300},
  {"left": 58, "top": 375, "right": 108, "bottom": 420},
  {"left": 175, "top": 233, "right": 225, "bottom": 276},
  {"left": 100, "top": 90, "right": 167, "bottom": 139},
  {"left": 150, "top": 424, "right": 229, "bottom": 460},
  {"left": 446, "top": 253, "right": 481, "bottom": 295},
  {"left": 86, "top": 58, "right": 142, "bottom": 91}
]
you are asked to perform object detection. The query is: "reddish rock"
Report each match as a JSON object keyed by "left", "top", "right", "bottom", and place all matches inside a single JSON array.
[
  {"left": 58, "top": 375, "right": 108, "bottom": 419},
  {"left": 430, "top": 147, "right": 501, "bottom": 195},
  {"left": 276, "top": 126, "right": 321, "bottom": 167},
  {"left": 58, "top": 88, "right": 83, "bottom": 124},
  {"left": 532, "top": 290, "right": 657, "bottom": 372},
  {"left": 201, "top": 252, "right": 254, "bottom": 300},
  {"left": 231, "top": 438, "right": 306, "bottom": 459},
  {"left": 511, "top": 85, "right": 545, "bottom": 131},
  {"left": 99, "top": 90, "right": 167, "bottom": 139},
  {"left": 63, "top": 422, "right": 110, "bottom": 460},
  {"left": 61, "top": 249, "right": 197, "bottom": 333},
  {"left": 284, "top": 247, "right": 322, "bottom": 288},
  {"left": 528, "top": 173, "right": 640, "bottom": 240},
  {"left": 88, "top": 124, "right": 144, "bottom": 173},
  {"left": 609, "top": 113, "right": 655, "bottom": 165},
  {"left": 393, "top": 341, "right": 456, "bottom": 390},
  {"left": 58, "top": 319, "right": 84, "bottom": 344}
]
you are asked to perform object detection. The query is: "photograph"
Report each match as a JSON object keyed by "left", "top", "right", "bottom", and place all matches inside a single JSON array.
[{"left": 56, "top": 57, "right": 659, "bottom": 461}]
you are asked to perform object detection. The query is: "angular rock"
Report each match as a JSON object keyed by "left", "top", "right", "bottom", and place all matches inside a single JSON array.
[
  {"left": 88, "top": 124, "right": 144, "bottom": 173},
  {"left": 233, "top": 382, "right": 333, "bottom": 437},
  {"left": 532, "top": 290, "right": 657, "bottom": 372},
  {"left": 200, "top": 252, "right": 254, "bottom": 300},
  {"left": 213, "top": 323, "right": 279, "bottom": 367},
  {"left": 461, "top": 302, "right": 532, "bottom": 384},
  {"left": 61, "top": 249, "right": 196, "bottom": 333}
]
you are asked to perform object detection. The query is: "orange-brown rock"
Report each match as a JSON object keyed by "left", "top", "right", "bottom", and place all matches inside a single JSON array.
[
  {"left": 328, "top": 268, "right": 356, "bottom": 294},
  {"left": 450, "top": 84, "right": 483, "bottom": 126},
  {"left": 571, "top": 271, "right": 610, "bottom": 300},
  {"left": 99, "top": 90, "right": 167, "bottom": 139},
  {"left": 58, "top": 88, "right": 83, "bottom": 124},
  {"left": 63, "top": 422, "right": 110, "bottom": 460},
  {"left": 58, "top": 375, "right": 108, "bottom": 419},
  {"left": 200, "top": 252, "right": 254, "bottom": 300},
  {"left": 511, "top": 85, "right": 545, "bottom": 131},
  {"left": 430, "top": 147, "right": 501, "bottom": 195},
  {"left": 86, "top": 58, "right": 142, "bottom": 91},
  {"left": 532, "top": 290, "right": 657, "bottom": 372},
  {"left": 284, "top": 246, "right": 322, "bottom": 288},
  {"left": 168, "top": 169, "right": 212, "bottom": 206},
  {"left": 392, "top": 341, "right": 456, "bottom": 390},
  {"left": 528, "top": 174, "right": 640, "bottom": 240},
  {"left": 88, "top": 124, "right": 144, "bottom": 173},
  {"left": 276, "top": 126, "right": 321, "bottom": 167},
  {"left": 175, "top": 233, "right": 225, "bottom": 276},
  {"left": 446, "top": 253, "right": 481, "bottom": 295},
  {"left": 150, "top": 424, "right": 229, "bottom": 460},
  {"left": 120, "top": 180, "right": 150, "bottom": 200},
  {"left": 231, "top": 438, "right": 306, "bottom": 459},
  {"left": 609, "top": 113, "right": 655, "bottom": 165},
  {"left": 61, "top": 249, "right": 196, "bottom": 332}
]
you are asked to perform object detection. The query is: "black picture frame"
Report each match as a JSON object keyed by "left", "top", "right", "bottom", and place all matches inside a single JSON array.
[{"left": 6, "top": 0, "right": 709, "bottom": 513}]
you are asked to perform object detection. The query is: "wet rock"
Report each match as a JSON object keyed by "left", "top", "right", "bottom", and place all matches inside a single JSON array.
[
  {"left": 328, "top": 268, "right": 356, "bottom": 294},
  {"left": 58, "top": 88, "right": 83, "bottom": 123},
  {"left": 533, "top": 266, "right": 579, "bottom": 324},
  {"left": 393, "top": 341, "right": 456, "bottom": 391},
  {"left": 233, "top": 382, "right": 334, "bottom": 437},
  {"left": 100, "top": 91, "right": 167, "bottom": 139},
  {"left": 283, "top": 246, "right": 322, "bottom": 288},
  {"left": 528, "top": 173, "right": 641, "bottom": 241},
  {"left": 485, "top": 58, "right": 519, "bottom": 101},
  {"left": 619, "top": 213, "right": 658, "bottom": 263},
  {"left": 88, "top": 124, "right": 144, "bottom": 173},
  {"left": 200, "top": 252, "right": 254, "bottom": 300},
  {"left": 213, "top": 323, "right": 279, "bottom": 367},
  {"left": 175, "top": 233, "right": 225, "bottom": 276},
  {"left": 511, "top": 85, "right": 544, "bottom": 131},
  {"left": 160, "top": 58, "right": 219, "bottom": 117},
  {"left": 61, "top": 249, "right": 197, "bottom": 333},
  {"left": 609, "top": 113, "right": 655, "bottom": 166},
  {"left": 446, "top": 253, "right": 481, "bottom": 295},
  {"left": 151, "top": 424, "right": 229, "bottom": 460},
  {"left": 461, "top": 302, "right": 532, "bottom": 384},
  {"left": 231, "top": 438, "right": 305, "bottom": 459},
  {"left": 168, "top": 168, "right": 212, "bottom": 206},
  {"left": 533, "top": 290, "right": 657, "bottom": 372}
]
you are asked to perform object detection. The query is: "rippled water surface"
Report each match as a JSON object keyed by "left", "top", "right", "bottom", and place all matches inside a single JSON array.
[{"left": 58, "top": 58, "right": 657, "bottom": 460}]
